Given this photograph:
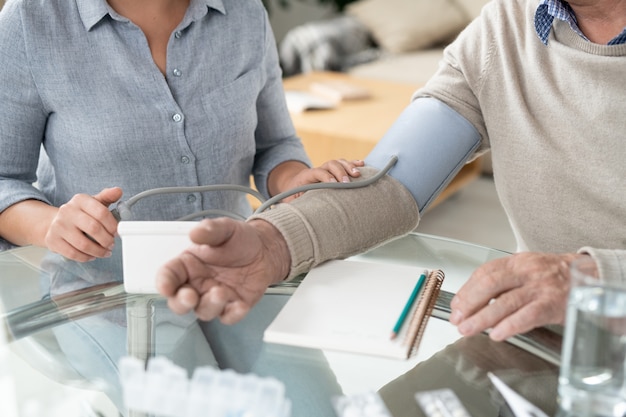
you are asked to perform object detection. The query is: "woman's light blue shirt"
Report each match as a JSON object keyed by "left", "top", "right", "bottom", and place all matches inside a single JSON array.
[{"left": 0, "top": 0, "right": 310, "bottom": 221}]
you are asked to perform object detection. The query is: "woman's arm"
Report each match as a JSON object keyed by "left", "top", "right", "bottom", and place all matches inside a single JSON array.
[
  {"left": 0, "top": 188, "right": 122, "bottom": 262},
  {"left": 267, "top": 159, "right": 364, "bottom": 200},
  {"left": 0, "top": 200, "right": 56, "bottom": 247}
]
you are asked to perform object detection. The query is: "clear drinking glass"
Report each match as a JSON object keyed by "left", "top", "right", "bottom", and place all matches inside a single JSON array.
[{"left": 558, "top": 256, "right": 626, "bottom": 417}]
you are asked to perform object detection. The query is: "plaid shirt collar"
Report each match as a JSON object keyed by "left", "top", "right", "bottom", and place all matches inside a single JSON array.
[{"left": 534, "top": 0, "right": 626, "bottom": 45}]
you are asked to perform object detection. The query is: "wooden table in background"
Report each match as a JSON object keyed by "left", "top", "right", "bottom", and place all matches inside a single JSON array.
[{"left": 283, "top": 71, "right": 482, "bottom": 210}]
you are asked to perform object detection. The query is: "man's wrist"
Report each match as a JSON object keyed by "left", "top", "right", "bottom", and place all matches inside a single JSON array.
[{"left": 250, "top": 219, "right": 291, "bottom": 283}]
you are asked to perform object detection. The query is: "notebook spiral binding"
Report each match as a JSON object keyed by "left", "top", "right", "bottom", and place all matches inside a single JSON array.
[{"left": 405, "top": 269, "right": 445, "bottom": 358}]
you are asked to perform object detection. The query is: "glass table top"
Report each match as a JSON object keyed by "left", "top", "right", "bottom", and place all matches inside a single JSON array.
[{"left": 0, "top": 233, "right": 562, "bottom": 417}]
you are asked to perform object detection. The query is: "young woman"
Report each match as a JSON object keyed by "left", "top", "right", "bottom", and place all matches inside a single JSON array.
[{"left": 0, "top": 0, "right": 362, "bottom": 261}]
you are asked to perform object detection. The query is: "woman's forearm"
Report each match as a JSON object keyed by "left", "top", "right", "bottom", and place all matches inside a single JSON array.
[
  {"left": 0, "top": 200, "right": 56, "bottom": 247},
  {"left": 266, "top": 160, "right": 310, "bottom": 197}
]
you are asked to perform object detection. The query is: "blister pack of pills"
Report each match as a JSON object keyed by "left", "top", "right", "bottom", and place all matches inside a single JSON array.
[
  {"left": 332, "top": 391, "right": 392, "bottom": 417},
  {"left": 120, "top": 356, "right": 291, "bottom": 417},
  {"left": 415, "top": 388, "right": 472, "bottom": 417}
]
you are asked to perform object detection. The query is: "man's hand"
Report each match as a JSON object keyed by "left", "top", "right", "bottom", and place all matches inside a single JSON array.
[
  {"left": 45, "top": 187, "right": 122, "bottom": 262},
  {"left": 449, "top": 252, "right": 592, "bottom": 341},
  {"left": 156, "top": 218, "right": 291, "bottom": 324}
]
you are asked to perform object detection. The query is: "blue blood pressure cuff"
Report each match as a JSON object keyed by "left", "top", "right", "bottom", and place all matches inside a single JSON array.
[{"left": 365, "top": 98, "right": 481, "bottom": 213}]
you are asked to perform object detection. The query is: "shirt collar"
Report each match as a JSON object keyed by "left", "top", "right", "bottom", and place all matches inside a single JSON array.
[
  {"left": 76, "top": 0, "right": 226, "bottom": 32},
  {"left": 534, "top": 0, "right": 584, "bottom": 45},
  {"left": 75, "top": 0, "right": 110, "bottom": 30},
  {"left": 534, "top": 0, "right": 626, "bottom": 45}
]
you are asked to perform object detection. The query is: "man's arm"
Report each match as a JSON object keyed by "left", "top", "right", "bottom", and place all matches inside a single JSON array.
[
  {"left": 156, "top": 217, "right": 292, "bottom": 323},
  {"left": 252, "top": 166, "right": 420, "bottom": 279},
  {"left": 156, "top": 167, "right": 420, "bottom": 323},
  {"left": 450, "top": 248, "right": 626, "bottom": 341},
  {"left": 256, "top": 97, "right": 482, "bottom": 278},
  {"left": 156, "top": 98, "right": 483, "bottom": 323},
  {"left": 365, "top": 98, "right": 481, "bottom": 213}
]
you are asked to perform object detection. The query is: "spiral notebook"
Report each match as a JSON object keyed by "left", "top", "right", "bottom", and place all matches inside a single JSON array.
[{"left": 263, "top": 259, "right": 444, "bottom": 360}]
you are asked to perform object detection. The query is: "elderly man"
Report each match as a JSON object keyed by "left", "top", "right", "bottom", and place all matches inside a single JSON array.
[{"left": 157, "top": 0, "right": 626, "bottom": 341}]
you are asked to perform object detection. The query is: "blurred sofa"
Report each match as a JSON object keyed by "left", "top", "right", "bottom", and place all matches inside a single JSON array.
[
  {"left": 280, "top": 0, "right": 489, "bottom": 84},
  {"left": 344, "top": 0, "right": 489, "bottom": 84},
  {"left": 279, "top": 0, "right": 493, "bottom": 172}
]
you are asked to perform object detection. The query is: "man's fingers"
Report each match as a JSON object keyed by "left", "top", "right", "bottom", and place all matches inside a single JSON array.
[
  {"left": 456, "top": 289, "right": 528, "bottom": 337},
  {"left": 195, "top": 284, "right": 239, "bottom": 321},
  {"left": 156, "top": 219, "right": 282, "bottom": 324},
  {"left": 220, "top": 300, "right": 251, "bottom": 325},
  {"left": 489, "top": 302, "right": 556, "bottom": 341},
  {"left": 452, "top": 252, "right": 574, "bottom": 340},
  {"left": 189, "top": 218, "right": 236, "bottom": 247},
  {"left": 451, "top": 258, "right": 522, "bottom": 322},
  {"left": 156, "top": 255, "right": 196, "bottom": 296},
  {"left": 166, "top": 286, "right": 200, "bottom": 315},
  {"left": 186, "top": 219, "right": 267, "bottom": 270}
]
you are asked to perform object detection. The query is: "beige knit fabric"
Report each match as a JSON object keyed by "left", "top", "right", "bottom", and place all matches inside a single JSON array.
[
  {"left": 249, "top": 167, "right": 419, "bottom": 279},
  {"left": 254, "top": 0, "right": 626, "bottom": 283},
  {"left": 417, "top": 0, "right": 626, "bottom": 282}
]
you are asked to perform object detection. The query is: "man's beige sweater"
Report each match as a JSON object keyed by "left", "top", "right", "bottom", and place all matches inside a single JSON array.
[{"left": 253, "top": 0, "right": 626, "bottom": 283}]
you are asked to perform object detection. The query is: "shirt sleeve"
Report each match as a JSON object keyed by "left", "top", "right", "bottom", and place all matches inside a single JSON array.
[
  {"left": 0, "top": 2, "right": 50, "bottom": 214},
  {"left": 251, "top": 11, "right": 311, "bottom": 199}
]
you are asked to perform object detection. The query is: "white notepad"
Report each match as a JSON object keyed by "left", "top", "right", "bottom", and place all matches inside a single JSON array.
[{"left": 264, "top": 260, "right": 444, "bottom": 360}]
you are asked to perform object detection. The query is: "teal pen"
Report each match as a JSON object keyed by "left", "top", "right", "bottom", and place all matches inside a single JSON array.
[{"left": 390, "top": 270, "right": 428, "bottom": 340}]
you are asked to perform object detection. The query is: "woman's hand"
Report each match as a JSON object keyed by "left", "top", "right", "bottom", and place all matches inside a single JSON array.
[
  {"left": 270, "top": 159, "right": 364, "bottom": 202},
  {"left": 45, "top": 187, "right": 123, "bottom": 262}
]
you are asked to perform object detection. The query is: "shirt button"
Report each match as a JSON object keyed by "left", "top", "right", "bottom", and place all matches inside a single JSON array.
[
  {"left": 172, "top": 113, "right": 183, "bottom": 123},
  {"left": 180, "top": 156, "right": 190, "bottom": 164},
  {"left": 175, "top": 31, "right": 182, "bottom": 39},
  {"left": 173, "top": 68, "right": 182, "bottom": 77},
  {"left": 187, "top": 194, "right": 196, "bottom": 203}
]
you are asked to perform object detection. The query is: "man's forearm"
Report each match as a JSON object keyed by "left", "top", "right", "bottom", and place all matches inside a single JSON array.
[{"left": 250, "top": 167, "right": 420, "bottom": 279}]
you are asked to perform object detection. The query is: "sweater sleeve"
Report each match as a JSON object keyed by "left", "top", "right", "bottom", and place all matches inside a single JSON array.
[
  {"left": 247, "top": 167, "right": 420, "bottom": 279},
  {"left": 578, "top": 247, "right": 626, "bottom": 286}
]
